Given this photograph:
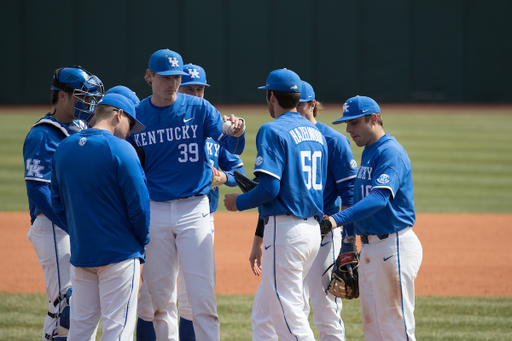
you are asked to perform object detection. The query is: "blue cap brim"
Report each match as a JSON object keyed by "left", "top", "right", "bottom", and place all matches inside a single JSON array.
[
  {"left": 332, "top": 113, "right": 367, "bottom": 125},
  {"left": 156, "top": 70, "right": 189, "bottom": 76},
  {"left": 181, "top": 82, "right": 210, "bottom": 87},
  {"left": 126, "top": 114, "right": 145, "bottom": 134}
]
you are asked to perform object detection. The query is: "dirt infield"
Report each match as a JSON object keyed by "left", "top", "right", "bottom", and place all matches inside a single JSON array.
[{"left": 1, "top": 212, "right": 511, "bottom": 296}]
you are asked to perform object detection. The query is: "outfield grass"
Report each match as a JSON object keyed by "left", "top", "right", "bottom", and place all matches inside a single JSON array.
[
  {"left": 2, "top": 107, "right": 512, "bottom": 213},
  {"left": 1, "top": 293, "right": 511, "bottom": 341}
]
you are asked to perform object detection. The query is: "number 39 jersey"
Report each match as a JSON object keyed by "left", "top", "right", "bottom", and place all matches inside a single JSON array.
[
  {"left": 354, "top": 133, "right": 415, "bottom": 235},
  {"left": 254, "top": 112, "right": 327, "bottom": 220},
  {"left": 129, "top": 93, "right": 245, "bottom": 201}
]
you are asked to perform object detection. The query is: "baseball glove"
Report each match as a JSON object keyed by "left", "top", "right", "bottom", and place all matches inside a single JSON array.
[
  {"left": 325, "top": 241, "right": 360, "bottom": 299},
  {"left": 234, "top": 170, "right": 258, "bottom": 193},
  {"left": 319, "top": 216, "right": 333, "bottom": 238}
]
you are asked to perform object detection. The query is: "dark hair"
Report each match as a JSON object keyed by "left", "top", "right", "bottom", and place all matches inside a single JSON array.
[
  {"left": 267, "top": 90, "right": 301, "bottom": 109},
  {"left": 364, "top": 113, "right": 383, "bottom": 126}
]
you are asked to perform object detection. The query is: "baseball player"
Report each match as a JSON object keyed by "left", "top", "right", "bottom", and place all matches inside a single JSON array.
[
  {"left": 224, "top": 69, "right": 327, "bottom": 341},
  {"left": 105, "top": 85, "right": 141, "bottom": 106},
  {"left": 135, "top": 63, "right": 245, "bottom": 341},
  {"left": 128, "top": 49, "right": 245, "bottom": 341},
  {"left": 326, "top": 95, "right": 423, "bottom": 340},
  {"left": 249, "top": 80, "right": 358, "bottom": 340},
  {"left": 23, "top": 66, "right": 103, "bottom": 341},
  {"left": 51, "top": 93, "right": 150, "bottom": 341}
]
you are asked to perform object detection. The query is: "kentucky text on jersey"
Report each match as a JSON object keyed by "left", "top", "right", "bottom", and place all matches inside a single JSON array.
[
  {"left": 132, "top": 125, "right": 199, "bottom": 146},
  {"left": 289, "top": 126, "right": 325, "bottom": 145},
  {"left": 357, "top": 166, "right": 373, "bottom": 180},
  {"left": 206, "top": 140, "right": 221, "bottom": 156}
]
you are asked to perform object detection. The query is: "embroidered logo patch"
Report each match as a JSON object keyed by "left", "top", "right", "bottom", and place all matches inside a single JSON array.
[
  {"left": 188, "top": 69, "right": 200, "bottom": 78},
  {"left": 377, "top": 174, "right": 390, "bottom": 184},
  {"left": 350, "top": 159, "right": 358, "bottom": 169},
  {"left": 78, "top": 137, "right": 87, "bottom": 146},
  {"left": 255, "top": 156, "right": 263, "bottom": 166}
]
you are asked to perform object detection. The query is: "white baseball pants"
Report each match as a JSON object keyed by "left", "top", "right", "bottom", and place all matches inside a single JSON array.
[
  {"left": 28, "top": 215, "right": 71, "bottom": 341},
  {"left": 303, "top": 227, "right": 345, "bottom": 341},
  {"left": 252, "top": 215, "right": 320, "bottom": 341},
  {"left": 359, "top": 227, "right": 423, "bottom": 341},
  {"left": 68, "top": 258, "right": 140, "bottom": 341},
  {"left": 143, "top": 197, "right": 219, "bottom": 341}
]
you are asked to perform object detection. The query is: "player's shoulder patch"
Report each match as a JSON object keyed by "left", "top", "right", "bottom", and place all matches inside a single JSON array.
[
  {"left": 255, "top": 156, "right": 264, "bottom": 166},
  {"left": 350, "top": 159, "right": 358, "bottom": 169},
  {"left": 376, "top": 174, "right": 390, "bottom": 184}
]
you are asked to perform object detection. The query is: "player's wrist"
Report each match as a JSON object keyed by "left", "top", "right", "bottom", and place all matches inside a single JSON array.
[{"left": 220, "top": 171, "right": 228, "bottom": 185}]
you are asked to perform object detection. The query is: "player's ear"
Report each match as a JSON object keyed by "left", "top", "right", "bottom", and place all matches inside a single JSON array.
[
  {"left": 59, "top": 91, "right": 69, "bottom": 102},
  {"left": 371, "top": 113, "right": 378, "bottom": 125},
  {"left": 310, "top": 100, "right": 316, "bottom": 112},
  {"left": 145, "top": 69, "right": 153, "bottom": 82}
]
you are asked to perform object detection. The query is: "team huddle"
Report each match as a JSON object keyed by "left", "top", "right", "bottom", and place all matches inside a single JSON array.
[{"left": 23, "top": 48, "right": 423, "bottom": 341}]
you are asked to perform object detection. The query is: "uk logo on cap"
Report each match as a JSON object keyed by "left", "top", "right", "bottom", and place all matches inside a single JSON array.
[
  {"left": 149, "top": 49, "right": 188, "bottom": 76},
  {"left": 168, "top": 57, "right": 179, "bottom": 67},
  {"left": 189, "top": 69, "right": 200, "bottom": 79},
  {"left": 333, "top": 96, "right": 381, "bottom": 125}
]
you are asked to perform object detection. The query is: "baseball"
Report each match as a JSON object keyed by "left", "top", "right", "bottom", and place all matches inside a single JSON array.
[{"left": 222, "top": 121, "right": 235, "bottom": 134}]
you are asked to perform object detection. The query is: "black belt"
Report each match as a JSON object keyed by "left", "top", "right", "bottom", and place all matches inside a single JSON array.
[{"left": 361, "top": 234, "right": 389, "bottom": 244}]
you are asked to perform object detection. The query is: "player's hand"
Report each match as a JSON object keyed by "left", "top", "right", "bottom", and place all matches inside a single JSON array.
[
  {"left": 224, "top": 192, "right": 239, "bottom": 211},
  {"left": 223, "top": 114, "right": 245, "bottom": 137},
  {"left": 249, "top": 236, "right": 263, "bottom": 276}
]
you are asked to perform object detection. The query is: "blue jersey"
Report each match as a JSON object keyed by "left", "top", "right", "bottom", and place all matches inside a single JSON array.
[
  {"left": 315, "top": 122, "right": 358, "bottom": 216},
  {"left": 23, "top": 115, "right": 83, "bottom": 224},
  {"left": 254, "top": 112, "right": 327, "bottom": 219},
  {"left": 354, "top": 133, "right": 415, "bottom": 235},
  {"left": 51, "top": 129, "right": 150, "bottom": 267},
  {"left": 128, "top": 94, "right": 245, "bottom": 201},
  {"left": 205, "top": 138, "right": 244, "bottom": 213}
]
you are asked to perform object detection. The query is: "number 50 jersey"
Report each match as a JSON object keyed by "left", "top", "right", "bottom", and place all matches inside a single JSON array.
[{"left": 254, "top": 112, "right": 327, "bottom": 220}]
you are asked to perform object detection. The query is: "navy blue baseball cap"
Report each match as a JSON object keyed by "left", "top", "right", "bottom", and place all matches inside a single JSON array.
[
  {"left": 97, "top": 93, "right": 145, "bottom": 134},
  {"left": 332, "top": 95, "right": 381, "bottom": 124},
  {"left": 181, "top": 64, "right": 210, "bottom": 87},
  {"left": 148, "top": 49, "right": 188, "bottom": 76},
  {"left": 106, "top": 85, "right": 140, "bottom": 105},
  {"left": 258, "top": 69, "right": 302, "bottom": 92},
  {"left": 299, "top": 81, "right": 315, "bottom": 102}
]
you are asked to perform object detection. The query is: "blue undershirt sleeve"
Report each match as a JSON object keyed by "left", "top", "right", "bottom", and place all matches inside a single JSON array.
[
  {"left": 337, "top": 178, "right": 355, "bottom": 207},
  {"left": 26, "top": 181, "right": 66, "bottom": 231},
  {"left": 235, "top": 174, "right": 279, "bottom": 211},
  {"left": 224, "top": 167, "right": 244, "bottom": 187},
  {"left": 332, "top": 188, "right": 391, "bottom": 227}
]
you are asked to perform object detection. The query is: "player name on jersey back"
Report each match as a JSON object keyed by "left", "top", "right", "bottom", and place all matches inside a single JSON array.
[{"left": 289, "top": 126, "right": 325, "bottom": 145}]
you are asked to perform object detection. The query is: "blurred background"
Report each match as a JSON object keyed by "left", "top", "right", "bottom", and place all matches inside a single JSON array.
[{"left": 1, "top": 0, "right": 511, "bottom": 105}]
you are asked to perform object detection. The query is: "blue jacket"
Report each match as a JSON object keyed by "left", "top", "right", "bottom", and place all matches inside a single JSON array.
[{"left": 51, "top": 128, "right": 150, "bottom": 267}]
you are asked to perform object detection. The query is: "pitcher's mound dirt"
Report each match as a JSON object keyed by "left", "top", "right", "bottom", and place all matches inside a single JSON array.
[{"left": 1, "top": 212, "right": 511, "bottom": 296}]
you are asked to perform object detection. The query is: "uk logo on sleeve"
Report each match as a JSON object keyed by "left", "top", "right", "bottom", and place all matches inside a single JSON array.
[
  {"left": 376, "top": 174, "right": 390, "bottom": 184},
  {"left": 26, "top": 159, "right": 44, "bottom": 178},
  {"left": 350, "top": 159, "right": 358, "bottom": 169},
  {"left": 255, "top": 156, "right": 263, "bottom": 166}
]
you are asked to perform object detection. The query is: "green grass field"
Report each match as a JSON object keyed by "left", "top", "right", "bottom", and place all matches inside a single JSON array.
[
  {"left": 1, "top": 293, "right": 511, "bottom": 341},
  {"left": 2, "top": 106, "right": 512, "bottom": 213},
  {"left": 1, "top": 105, "right": 512, "bottom": 340}
]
